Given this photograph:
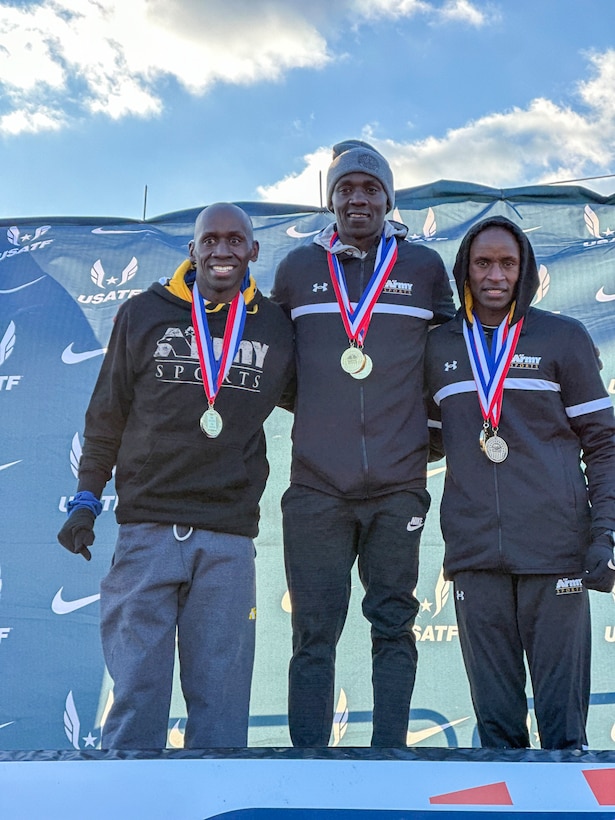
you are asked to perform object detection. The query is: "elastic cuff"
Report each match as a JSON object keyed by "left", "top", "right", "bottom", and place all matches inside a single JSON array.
[{"left": 67, "top": 491, "right": 102, "bottom": 517}]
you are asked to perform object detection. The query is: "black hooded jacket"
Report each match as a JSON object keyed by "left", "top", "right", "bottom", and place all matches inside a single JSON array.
[
  {"left": 425, "top": 217, "right": 615, "bottom": 577},
  {"left": 272, "top": 220, "right": 455, "bottom": 498},
  {"left": 77, "top": 263, "right": 295, "bottom": 537}
]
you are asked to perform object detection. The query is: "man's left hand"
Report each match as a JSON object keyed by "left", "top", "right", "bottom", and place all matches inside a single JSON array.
[{"left": 584, "top": 533, "right": 615, "bottom": 593}]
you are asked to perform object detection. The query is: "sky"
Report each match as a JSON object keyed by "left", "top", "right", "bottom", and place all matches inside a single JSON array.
[{"left": 1, "top": 0, "right": 614, "bottom": 220}]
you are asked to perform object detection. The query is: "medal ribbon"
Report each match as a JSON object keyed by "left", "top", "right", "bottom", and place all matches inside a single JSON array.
[
  {"left": 327, "top": 231, "right": 398, "bottom": 346},
  {"left": 191, "top": 271, "right": 249, "bottom": 405},
  {"left": 462, "top": 312, "right": 524, "bottom": 428}
]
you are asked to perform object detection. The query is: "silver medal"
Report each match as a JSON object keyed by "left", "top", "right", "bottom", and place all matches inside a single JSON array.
[{"left": 200, "top": 407, "right": 223, "bottom": 438}]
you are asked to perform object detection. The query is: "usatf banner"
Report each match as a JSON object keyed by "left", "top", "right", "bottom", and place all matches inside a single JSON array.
[{"left": 0, "top": 181, "right": 614, "bottom": 752}]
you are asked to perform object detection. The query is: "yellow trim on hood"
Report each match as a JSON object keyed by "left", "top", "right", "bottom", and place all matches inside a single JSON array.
[
  {"left": 165, "top": 259, "right": 258, "bottom": 313},
  {"left": 463, "top": 280, "right": 516, "bottom": 326}
]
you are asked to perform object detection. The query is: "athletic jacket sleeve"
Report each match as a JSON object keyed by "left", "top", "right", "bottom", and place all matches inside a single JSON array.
[
  {"left": 425, "top": 332, "right": 445, "bottom": 462},
  {"left": 430, "top": 256, "right": 456, "bottom": 326},
  {"left": 77, "top": 302, "right": 136, "bottom": 497},
  {"left": 558, "top": 320, "right": 615, "bottom": 537},
  {"left": 270, "top": 255, "right": 292, "bottom": 317}
]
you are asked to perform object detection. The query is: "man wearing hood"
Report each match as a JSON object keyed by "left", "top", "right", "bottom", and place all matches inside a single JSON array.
[
  {"left": 271, "top": 140, "right": 455, "bottom": 746},
  {"left": 58, "top": 203, "right": 295, "bottom": 749},
  {"left": 425, "top": 216, "right": 615, "bottom": 749}
]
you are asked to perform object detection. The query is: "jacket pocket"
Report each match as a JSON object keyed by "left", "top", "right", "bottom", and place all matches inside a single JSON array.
[{"left": 126, "top": 434, "right": 250, "bottom": 504}]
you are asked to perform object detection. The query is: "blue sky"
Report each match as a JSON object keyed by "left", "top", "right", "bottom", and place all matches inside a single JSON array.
[{"left": 1, "top": 0, "right": 614, "bottom": 219}]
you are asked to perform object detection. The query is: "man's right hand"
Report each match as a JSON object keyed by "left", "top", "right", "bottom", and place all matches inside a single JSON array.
[{"left": 57, "top": 508, "right": 96, "bottom": 561}]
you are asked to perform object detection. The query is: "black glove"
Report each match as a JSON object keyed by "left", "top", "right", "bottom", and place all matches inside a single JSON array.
[
  {"left": 57, "top": 508, "right": 96, "bottom": 561},
  {"left": 584, "top": 533, "right": 615, "bottom": 593}
]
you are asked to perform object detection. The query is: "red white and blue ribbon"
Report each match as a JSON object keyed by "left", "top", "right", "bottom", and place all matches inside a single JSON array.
[
  {"left": 191, "top": 272, "right": 249, "bottom": 406},
  {"left": 462, "top": 312, "right": 524, "bottom": 428},
  {"left": 327, "top": 231, "right": 398, "bottom": 346}
]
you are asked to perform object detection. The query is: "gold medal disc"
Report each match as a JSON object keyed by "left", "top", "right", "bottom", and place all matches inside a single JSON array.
[
  {"left": 200, "top": 407, "right": 223, "bottom": 438},
  {"left": 350, "top": 354, "right": 373, "bottom": 380},
  {"left": 484, "top": 434, "right": 508, "bottom": 463},
  {"left": 340, "top": 346, "right": 365, "bottom": 374}
]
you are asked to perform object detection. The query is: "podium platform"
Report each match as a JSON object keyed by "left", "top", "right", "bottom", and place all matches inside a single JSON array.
[{"left": 1, "top": 747, "right": 614, "bottom": 819}]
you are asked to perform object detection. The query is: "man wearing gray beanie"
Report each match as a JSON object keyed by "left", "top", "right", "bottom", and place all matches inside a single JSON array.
[{"left": 271, "top": 139, "right": 455, "bottom": 747}]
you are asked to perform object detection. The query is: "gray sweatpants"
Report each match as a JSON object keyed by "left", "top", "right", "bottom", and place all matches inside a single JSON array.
[{"left": 100, "top": 523, "right": 256, "bottom": 749}]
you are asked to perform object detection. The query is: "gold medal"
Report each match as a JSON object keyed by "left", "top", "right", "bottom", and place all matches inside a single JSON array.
[
  {"left": 484, "top": 434, "right": 508, "bottom": 463},
  {"left": 200, "top": 407, "right": 223, "bottom": 438},
  {"left": 340, "top": 346, "right": 365, "bottom": 374},
  {"left": 350, "top": 354, "right": 373, "bottom": 380}
]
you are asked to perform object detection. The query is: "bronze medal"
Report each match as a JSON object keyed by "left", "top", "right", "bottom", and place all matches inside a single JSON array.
[
  {"left": 200, "top": 407, "right": 223, "bottom": 438},
  {"left": 340, "top": 346, "right": 365, "bottom": 374}
]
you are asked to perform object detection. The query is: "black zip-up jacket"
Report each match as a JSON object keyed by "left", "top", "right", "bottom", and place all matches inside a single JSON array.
[
  {"left": 271, "top": 221, "right": 455, "bottom": 498},
  {"left": 78, "top": 264, "right": 295, "bottom": 537},
  {"left": 425, "top": 217, "right": 615, "bottom": 577}
]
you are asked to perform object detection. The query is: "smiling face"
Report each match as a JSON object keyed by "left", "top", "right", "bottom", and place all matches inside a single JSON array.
[
  {"left": 468, "top": 226, "right": 521, "bottom": 325},
  {"left": 331, "top": 172, "right": 388, "bottom": 252},
  {"left": 189, "top": 203, "right": 259, "bottom": 303}
]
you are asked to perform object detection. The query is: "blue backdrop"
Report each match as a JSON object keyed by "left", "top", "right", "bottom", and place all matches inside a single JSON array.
[{"left": 1, "top": 181, "right": 614, "bottom": 751}]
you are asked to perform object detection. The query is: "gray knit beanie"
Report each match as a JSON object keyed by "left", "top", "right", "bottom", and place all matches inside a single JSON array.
[{"left": 326, "top": 139, "right": 394, "bottom": 212}]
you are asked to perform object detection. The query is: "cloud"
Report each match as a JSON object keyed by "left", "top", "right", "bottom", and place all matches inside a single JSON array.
[
  {"left": 258, "top": 50, "right": 615, "bottom": 204},
  {"left": 355, "top": 0, "right": 489, "bottom": 26},
  {"left": 0, "top": 0, "right": 331, "bottom": 134},
  {"left": 0, "top": 0, "right": 487, "bottom": 136}
]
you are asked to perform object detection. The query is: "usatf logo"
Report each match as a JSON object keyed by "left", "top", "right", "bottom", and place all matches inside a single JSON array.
[
  {"left": 555, "top": 577, "right": 584, "bottom": 595},
  {"left": 154, "top": 326, "right": 269, "bottom": 392},
  {"left": 77, "top": 257, "right": 142, "bottom": 304},
  {"left": 405, "top": 207, "right": 448, "bottom": 243},
  {"left": 0, "top": 225, "right": 53, "bottom": 263},
  {"left": 583, "top": 204, "right": 615, "bottom": 248},
  {"left": 413, "top": 569, "right": 458, "bottom": 642},
  {"left": 510, "top": 353, "right": 541, "bottom": 369},
  {"left": 58, "top": 433, "right": 117, "bottom": 513},
  {"left": 383, "top": 279, "right": 413, "bottom": 295},
  {"left": 64, "top": 691, "right": 99, "bottom": 750},
  {"left": 312, "top": 282, "right": 328, "bottom": 292},
  {"left": 444, "top": 361, "right": 457, "bottom": 371},
  {"left": 0, "top": 321, "right": 22, "bottom": 392},
  {"left": 532, "top": 264, "right": 550, "bottom": 305}
]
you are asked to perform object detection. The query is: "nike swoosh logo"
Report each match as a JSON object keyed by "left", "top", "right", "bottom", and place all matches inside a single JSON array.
[
  {"left": 0, "top": 460, "right": 21, "bottom": 472},
  {"left": 286, "top": 226, "right": 320, "bottom": 238},
  {"left": 0, "top": 722, "right": 14, "bottom": 730},
  {"left": 52, "top": 587, "right": 100, "bottom": 614},
  {"left": 62, "top": 344, "right": 106, "bottom": 364},
  {"left": 608, "top": 559, "right": 615, "bottom": 571},
  {"left": 91, "top": 227, "right": 154, "bottom": 235},
  {"left": 427, "top": 466, "right": 446, "bottom": 478},
  {"left": 407, "top": 522, "right": 424, "bottom": 532},
  {"left": 407, "top": 716, "right": 468, "bottom": 745},
  {"left": 0, "top": 276, "right": 45, "bottom": 294},
  {"left": 596, "top": 286, "right": 615, "bottom": 302}
]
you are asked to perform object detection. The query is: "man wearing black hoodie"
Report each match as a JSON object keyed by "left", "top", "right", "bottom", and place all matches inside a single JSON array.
[
  {"left": 425, "top": 216, "right": 615, "bottom": 750},
  {"left": 58, "top": 203, "right": 295, "bottom": 749},
  {"left": 272, "top": 140, "right": 455, "bottom": 747}
]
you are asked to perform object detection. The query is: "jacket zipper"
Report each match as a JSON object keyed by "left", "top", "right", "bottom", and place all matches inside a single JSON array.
[{"left": 493, "top": 463, "right": 505, "bottom": 567}]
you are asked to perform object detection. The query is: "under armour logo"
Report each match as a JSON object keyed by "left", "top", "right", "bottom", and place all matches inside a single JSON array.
[
  {"left": 444, "top": 361, "right": 457, "bottom": 371},
  {"left": 312, "top": 283, "right": 328, "bottom": 292},
  {"left": 455, "top": 590, "right": 465, "bottom": 600}
]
